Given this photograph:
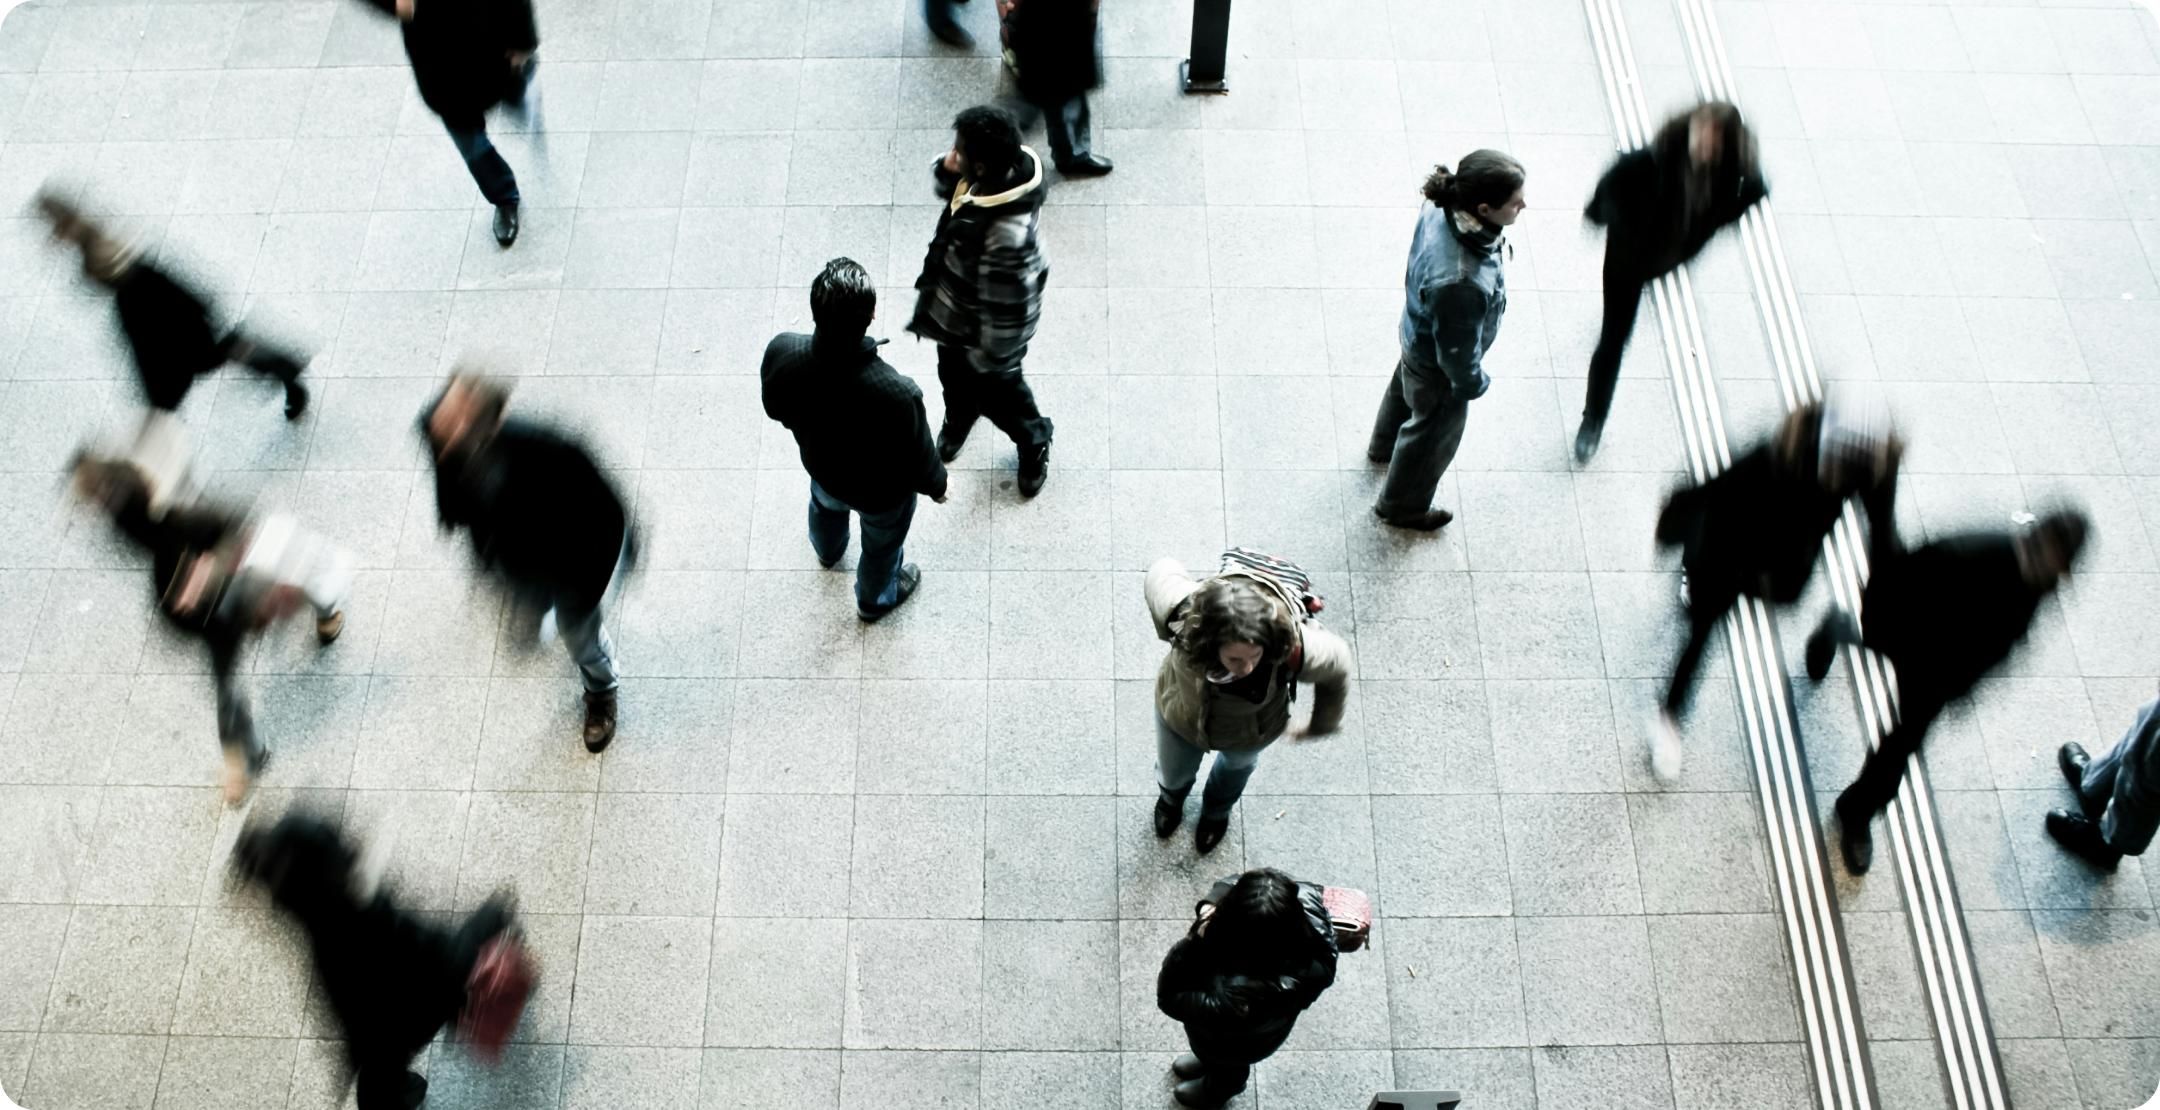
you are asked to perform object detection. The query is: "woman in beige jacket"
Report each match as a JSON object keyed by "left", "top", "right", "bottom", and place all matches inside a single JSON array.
[{"left": 1147, "top": 557, "right": 1354, "bottom": 853}]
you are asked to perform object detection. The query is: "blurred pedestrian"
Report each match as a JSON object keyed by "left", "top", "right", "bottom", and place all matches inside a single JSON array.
[
  {"left": 1369, "top": 151, "right": 1526, "bottom": 531},
  {"left": 925, "top": 0, "right": 973, "bottom": 46},
  {"left": 910, "top": 106, "right": 1056, "bottom": 497},
  {"left": 360, "top": 0, "right": 540, "bottom": 247},
  {"left": 1806, "top": 510, "right": 2088, "bottom": 874},
  {"left": 1002, "top": 0, "right": 1112, "bottom": 176},
  {"left": 1576, "top": 101, "right": 1766, "bottom": 463},
  {"left": 1156, "top": 868, "right": 1339, "bottom": 1108},
  {"left": 1653, "top": 396, "right": 1900, "bottom": 783},
  {"left": 1146, "top": 554, "right": 1351, "bottom": 853},
  {"left": 2051, "top": 695, "right": 2160, "bottom": 872},
  {"left": 36, "top": 190, "right": 311, "bottom": 422},
  {"left": 763, "top": 258, "right": 949, "bottom": 621},
  {"left": 420, "top": 371, "right": 630, "bottom": 752}
]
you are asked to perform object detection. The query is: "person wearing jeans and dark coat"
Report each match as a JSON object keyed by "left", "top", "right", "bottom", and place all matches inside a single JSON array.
[
  {"left": 420, "top": 372, "right": 630, "bottom": 753},
  {"left": 360, "top": 0, "right": 539, "bottom": 247},
  {"left": 763, "top": 258, "right": 950, "bottom": 622},
  {"left": 2052, "top": 696, "right": 2160, "bottom": 872},
  {"left": 910, "top": 106, "right": 1056, "bottom": 497},
  {"left": 1001, "top": 0, "right": 1113, "bottom": 175},
  {"left": 1156, "top": 868, "right": 1339, "bottom": 1108},
  {"left": 1576, "top": 100, "right": 1766, "bottom": 463}
]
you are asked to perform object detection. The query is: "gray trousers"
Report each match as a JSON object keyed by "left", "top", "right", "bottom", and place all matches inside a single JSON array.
[
  {"left": 1369, "top": 356, "right": 1470, "bottom": 519},
  {"left": 2081, "top": 697, "right": 2160, "bottom": 855}
]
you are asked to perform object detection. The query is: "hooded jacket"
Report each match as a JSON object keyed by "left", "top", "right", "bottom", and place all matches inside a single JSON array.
[
  {"left": 1156, "top": 882, "right": 1339, "bottom": 1065},
  {"left": 761, "top": 330, "right": 949, "bottom": 511},
  {"left": 425, "top": 416, "right": 627, "bottom": 613},
  {"left": 1585, "top": 124, "right": 1767, "bottom": 283},
  {"left": 362, "top": 0, "right": 539, "bottom": 131},
  {"left": 1398, "top": 201, "right": 1506, "bottom": 400},
  {"left": 1145, "top": 558, "right": 1352, "bottom": 752},
  {"left": 909, "top": 150, "right": 1050, "bottom": 373}
]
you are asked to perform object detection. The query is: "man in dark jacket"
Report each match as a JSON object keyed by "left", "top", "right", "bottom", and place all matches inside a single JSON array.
[
  {"left": 1002, "top": 0, "right": 1112, "bottom": 175},
  {"left": 910, "top": 106, "right": 1056, "bottom": 497},
  {"left": 1806, "top": 510, "right": 2088, "bottom": 874},
  {"left": 764, "top": 258, "right": 949, "bottom": 621},
  {"left": 361, "top": 0, "right": 539, "bottom": 247},
  {"left": 421, "top": 372, "right": 629, "bottom": 752}
]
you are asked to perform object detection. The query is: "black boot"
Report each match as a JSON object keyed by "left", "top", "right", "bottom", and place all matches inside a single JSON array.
[
  {"left": 1835, "top": 792, "right": 1873, "bottom": 875},
  {"left": 493, "top": 202, "right": 520, "bottom": 247},
  {"left": 1153, "top": 789, "right": 1188, "bottom": 838},
  {"left": 283, "top": 380, "right": 310, "bottom": 420},
  {"left": 2059, "top": 742, "right": 2099, "bottom": 817},
  {"left": 1572, "top": 418, "right": 1602, "bottom": 464},
  {"left": 1174, "top": 1074, "right": 1245, "bottom": 1108},
  {"left": 2046, "top": 809, "right": 2123, "bottom": 872},
  {"left": 1171, "top": 1054, "right": 1206, "bottom": 1080},
  {"left": 1805, "top": 613, "right": 1855, "bottom": 683},
  {"left": 1194, "top": 814, "right": 1229, "bottom": 855},
  {"left": 1017, "top": 442, "right": 1050, "bottom": 498},
  {"left": 937, "top": 420, "right": 969, "bottom": 463}
]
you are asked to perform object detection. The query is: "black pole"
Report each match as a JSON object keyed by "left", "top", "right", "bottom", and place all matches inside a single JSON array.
[{"left": 1180, "top": 0, "right": 1232, "bottom": 94}]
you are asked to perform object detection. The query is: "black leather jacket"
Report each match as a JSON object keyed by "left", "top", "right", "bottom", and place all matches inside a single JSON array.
[{"left": 1155, "top": 884, "right": 1339, "bottom": 1064}]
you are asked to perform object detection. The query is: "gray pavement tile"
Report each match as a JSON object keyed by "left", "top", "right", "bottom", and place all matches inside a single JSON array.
[
  {"left": 571, "top": 914, "right": 711, "bottom": 1047},
  {"left": 1933, "top": 789, "right": 2028, "bottom": 912},
  {"left": 981, "top": 920, "right": 1118, "bottom": 1050},
  {"left": 75, "top": 786, "right": 220, "bottom": 907},
  {"left": 170, "top": 908, "right": 310, "bottom": 1039},
  {"left": 1667, "top": 1043, "right": 1815, "bottom": 1110},
  {"left": 1392, "top": 1047, "right": 1536, "bottom": 1109},
  {"left": 856, "top": 679, "right": 986, "bottom": 793},
  {"left": 2036, "top": 909, "right": 2160, "bottom": 1040},
  {"left": 700, "top": 1047, "right": 843, "bottom": 1110},
  {"left": 1486, "top": 679, "right": 1622, "bottom": 794},
  {"left": 22, "top": 1033, "right": 166, "bottom": 1110},
  {"left": 1627, "top": 793, "right": 1772, "bottom": 914},
  {"left": 836, "top": 1050, "right": 979, "bottom": 1110},
  {"left": 1257, "top": 1049, "right": 1393, "bottom": 1110},
  {"left": 0, "top": 672, "right": 128, "bottom": 786},
  {"left": 716, "top": 795, "right": 853, "bottom": 919},
  {"left": 1116, "top": 917, "right": 1195, "bottom": 1054},
  {"left": 1384, "top": 916, "right": 1526, "bottom": 1049},
  {"left": 426, "top": 1043, "right": 566, "bottom": 1110},
  {"left": 44, "top": 904, "right": 194, "bottom": 1035},
  {"left": 736, "top": 572, "right": 861, "bottom": 678},
  {"left": 1113, "top": 793, "right": 1248, "bottom": 919},
  {"left": 1845, "top": 910, "right": 1937, "bottom": 1043},
  {"left": 456, "top": 791, "right": 595, "bottom": 915},
  {"left": 1472, "top": 572, "right": 1604, "bottom": 680},
  {"left": 585, "top": 792, "right": 724, "bottom": 917},
  {"left": 1239, "top": 793, "right": 1378, "bottom": 894},
  {"left": 844, "top": 919, "right": 982, "bottom": 1050},
  {"left": 1997, "top": 1038, "right": 2083, "bottom": 1110},
  {"left": 1107, "top": 471, "right": 1225, "bottom": 573},
  {"left": 978, "top": 1052, "right": 1117, "bottom": 1110},
  {"left": 1650, "top": 913, "right": 1800, "bottom": 1044},
  {"left": 728, "top": 678, "right": 858, "bottom": 794},
  {"left": 984, "top": 795, "right": 1116, "bottom": 920},
  {"left": 560, "top": 1046, "right": 702, "bottom": 1110},
  {"left": 0, "top": 785, "right": 97, "bottom": 904},
  {"left": 848, "top": 794, "right": 984, "bottom": 919},
  {"left": 338, "top": 789, "right": 471, "bottom": 913},
  {"left": 1347, "top": 572, "right": 1479, "bottom": 680},
  {"left": 1518, "top": 915, "right": 1660, "bottom": 1047},
  {"left": 153, "top": 1035, "right": 298, "bottom": 1110},
  {"left": 985, "top": 679, "right": 1114, "bottom": 795},
  {"left": 2067, "top": 1037, "right": 2160, "bottom": 1109},
  {"left": 988, "top": 571, "right": 1113, "bottom": 680},
  {"left": 1969, "top": 910, "right": 2068, "bottom": 1042},
  {"left": 860, "top": 570, "right": 989, "bottom": 680},
  {"left": 1360, "top": 680, "right": 1498, "bottom": 795},
  {"left": 473, "top": 677, "right": 603, "bottom": 793},
  {"left": 1501, "top": 793, "right": 1642, "bottom": 916},
  {"left": 1530, "top": 1044, "right": 1672, "bottom": 1110},
  {"left": 562, "top": 207, "right": 679, "bottom": 290},
  {"left": 0, "top": 903, "right": 67, "bottom": 1032},
  {"left": 705, "top": 918, "right": 847, "bottom": 1049},
  {"left": 350, "top": 675, "right": 486, "bottom": 792}
]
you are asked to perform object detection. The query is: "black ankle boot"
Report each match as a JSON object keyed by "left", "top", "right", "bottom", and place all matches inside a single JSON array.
[
  {"left": 1194, "top": 814, "right": 1229, "bottom": 854},
  {"left": 2046, "top": 809, "right": 2123, "bottom": 872},
  {"left": 1153, "top": 790, "right": 1187, "bottom": 838}
]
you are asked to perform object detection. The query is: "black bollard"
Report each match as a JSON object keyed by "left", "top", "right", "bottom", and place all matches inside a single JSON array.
[
  {"left": 1368, "top": 1094, "right": 1463, "bottom": 1110},
  {"left": 1180, "top": 0, "right": 1232, "bottom": 93}
]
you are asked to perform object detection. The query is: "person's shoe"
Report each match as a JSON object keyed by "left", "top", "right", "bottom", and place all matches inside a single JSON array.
[
  {"left": 1171, "top": 1054, "right": 1206, "bottom": 1081},
  {"left": 316, "top": 609, "right": 344, "bottom": 645},
  {"left": 859, "top": 563, "right": 922, "bottom": 623},
  {"left": 583, "top": 689, "right": 618, "bottom": 753},
  {"left": 493, "top": 203, "right": 520, "bottom": 247},
  {"left": 400, "top": 1071, "right": 429, "bottom": 1110},
  {"left": 1153, "top": 793, "right": 1185, "bottom": 838},
  {"left": 1648, "top": 709, "right": 1684, "bottom": 785},
  {"left": 1194, "top": 815, "right": 1229, "bottom": 855},
  {"left": 1018, "top": 443, "right": 1050, "bottom": 498},
  {"left": 1058, "top": 153, "right": 1114, "bottom": 176},
  {"left": 927, "top": 16, "right": 974, "bottom": 47},
  {"left": 1375, "top": 506, "right": 1453, "bottom": 531},
  {"left": 1573, "top": 420, "right": 1603, "bottom": 465},
  {"left": 2059, "top": 742, "right": 2093, "bottom": 800},
  {"left": 284, "top": 381, "right": 310, "bottom": 420},
  {"left": 1805, "top": 613, "right": 1855, "bottom": 683},
  {"left": 1836, "top": 795, "right": 1874, "bottom": 875},
  {"left": 222, "top": 742, "right": 268, "bottom": 806},
  {"left": 2045, "top": 809, "right": 2123, "bottom": 872},
  {"left": 1366, "top": 446, "right": 1390, "bottom": 465},
  {"left": 1174, "top": 1076, "right": 1243, "bottom": 1109},
  {"left": 937, "top": 422, "right": 968, "bottom": 463}
]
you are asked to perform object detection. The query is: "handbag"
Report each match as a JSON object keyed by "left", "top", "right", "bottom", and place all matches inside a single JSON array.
[
  {"left": 458, "top": 933, "right": 539, "bottom": 1062},
  {"left": 1200, "top": 876, "right": 1372, "bottom": 953}
]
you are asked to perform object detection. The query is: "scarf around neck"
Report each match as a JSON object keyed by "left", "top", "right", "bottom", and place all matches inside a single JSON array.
[{"left": 1449, "top": 207, "right": 1506, "bottom": 255}]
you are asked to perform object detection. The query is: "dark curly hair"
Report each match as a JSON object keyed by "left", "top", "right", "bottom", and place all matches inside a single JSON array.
[
  {"left": 1173, "top": 577, "right": 1294, "bottom": 670},
  {"left": 1421, "top": 149, "right": 1526, "bottom": 214}
]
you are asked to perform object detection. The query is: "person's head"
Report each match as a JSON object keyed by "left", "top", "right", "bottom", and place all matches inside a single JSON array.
[
  {"left": 950, "top": 105, "right": 1025, "bottom": 183},
  {"left": 1198, "top": 868, "right": 1329, "bottom": 964},
  {"left": 1421, "top": 149, "right": 1528, "bottom": 228},
  {"left": 2018, "top": 510, "right": 2088, "bottom": 590},
  {"left": 423, "top": 370, "right": 511, "bottom": 461},
  {"left": 66, "top": 449, "right": 147, "bottom": 512},
  {"left": 33, "top": 188, "right": 131, "bottom": 284},
  {"left": 1657, "top": 100, "right": 1750, "bottom": 174},
  {"left": 810, "top": 257, "right": 877, "bottom": 337},
  {"left": 1173, "top": 577, "right": 1294, "bottom": 680},
  {"left": 232, "top": 811, "right": 364, "bottom": 914}
]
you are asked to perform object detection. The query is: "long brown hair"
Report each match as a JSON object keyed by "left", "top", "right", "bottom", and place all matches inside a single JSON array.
[{"left": 1173, "top": 577, "right": 1295, "bottom": 670}]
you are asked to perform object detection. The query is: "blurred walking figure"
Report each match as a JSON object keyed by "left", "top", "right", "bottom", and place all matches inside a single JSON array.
[
  {"left": 763, "top": 259, "right": 950, "bottom": 621},
  {"left": 1651, "top": 396, "right": 1900, "bottom": 784},
  {"left": 1576, "top": 101, "right": 1766, "bottom": 463},
  {"left": 1156, "top": 868, "right": 1339, "bottom": 1108},
  {"left": 1146, "top": 554, "right": 1351, "bottom": 853},
  {"left": 36, "top": 190, "right": 311, "bottom": 422},
  {"left": 925, "top": 0, "right": 974, "bottom": 46},
  {"left": 1369, "top": 151, "right": 1526, "bottom": 531},
  {"left": 2051, "top": 696, "right": 2160, "bottom": 872},
  {"left": 1001, "top": 0, "right": 1113, "bottom": 176},
  {"left": 911, "top": 106, "right": 1056, "bottom": 497},
  {"left": 1806, "top": 510, "right": 2088, "bottom": 874},
  {"left": 420, "top": 371, "right": 630, "bottom": 752},
  {"left": 71, "top": 451, "right": 353, "bottom": 802},
  {"left": 360, "top": 0, "right": 540, "bottom": 247}
]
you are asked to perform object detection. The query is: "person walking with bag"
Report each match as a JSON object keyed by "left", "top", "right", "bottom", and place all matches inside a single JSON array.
[
  {"left": 1156, "top": 868, "right": 1339, "bottom": 1108},
  {"left": 1146, "top": 552, "right": 1352, "bottom": 853},
  {"left": 1001, "top": 0, "right": 1112, "bottom": 176},
  {"left": 1369, "top": 151, "right": 1526, "bottom": 530}
]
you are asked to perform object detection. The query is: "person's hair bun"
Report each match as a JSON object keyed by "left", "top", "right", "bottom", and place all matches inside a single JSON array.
[{"left": 1423, "top": 166, "right": 1457, "bottom": 205}]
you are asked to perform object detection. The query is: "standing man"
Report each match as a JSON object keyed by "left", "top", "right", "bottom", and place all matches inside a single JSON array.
[
  {"left": 1369, "top": 151, "right": 1526, "bottom": 531},
  {"left": 421, "top": 372, "right": 630, "bottom": 753},
  {"left": 1002, "top": 0, "right": 1113, "bottom": 176},
  {"left": 763, "top": 259, "right": 949, "bottom": 622},
  {"left": 2051, "top": 696, "right": 2160, "bottom": 872},
  {"left": 1805, "top": 510, "right": 2088, "bottom": 874},
  {"left": 361, "top": 0, "right": 539, "bottom": 247},
  {"left": 910, "top": 106, "right": 1056, "bottom": 498}
]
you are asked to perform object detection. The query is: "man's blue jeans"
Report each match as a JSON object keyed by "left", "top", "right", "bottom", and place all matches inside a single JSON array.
[{"left": 807, "top": 482, "right": 915, "bottom": 612}]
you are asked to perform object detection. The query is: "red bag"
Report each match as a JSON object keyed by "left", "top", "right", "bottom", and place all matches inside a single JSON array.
[
  {"left": 1321, "top": 886, "right": 1372, "bottom": 952},
  {"left": 458, "top": 934, "right": 538, "bottom": 1062}
]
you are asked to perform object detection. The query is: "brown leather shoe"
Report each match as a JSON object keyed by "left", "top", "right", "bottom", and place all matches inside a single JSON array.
[
  {"left": 316, "top": 610, "right": 344, "bottom": 645},
  {"left": 583, "top": 690, "right": 618, "bottom": 753}
]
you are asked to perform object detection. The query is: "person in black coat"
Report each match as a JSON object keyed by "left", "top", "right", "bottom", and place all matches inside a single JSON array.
[
  {"left": 763, "top": 258, "right": 949, "bottom": 621},
  {"left": 1001, "top": 0, "right": 1112, "bottom": 175},
  {"left": 234, "top": 811, "right": 516, "bottom": 1110},
  {"left": 1156, "top": 868, "right": 1338, "bottom": 1108},
  {"left": 359, "top": 0, "right": 539, "bottom": 247},
  {"left": 420, "top": 372, "right": 630, "bottom": 752},
  {"left": 1576, "top": 101, "right": 1766, "bottom": 463},
  {"left": 37, "top": 191, "right": 311, "bottom": 421},
  {"left": 1807, "top": 510, "right": 2088, "bottom": 875},
  {"left": 1651, "top": 397, "right": 1900, "bottom": 784}
]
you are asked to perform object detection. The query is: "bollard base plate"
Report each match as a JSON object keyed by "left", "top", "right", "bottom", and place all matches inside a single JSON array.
[{"left": 1179, "top": 59, "right": 1229, "bottom": 94}]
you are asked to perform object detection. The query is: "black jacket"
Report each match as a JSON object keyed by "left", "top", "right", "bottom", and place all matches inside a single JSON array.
[
  {"left": 105, "top": 485, "right": 250, "bottom": 672},
  {"left": 1156, "top": 885, "right": 1339, "bottom": 1065},
  {"left": 361, "top": 0, "right": 538, "bottom": 130},
  {"left": 761, "top": 331, "right": 948, "bottom": 511},
  {"left": 429, "top": 418, "right": 627, "bottom": 612},
  {"left": 1585, "top": 135, "right": 1766, "bottom": 283},
  {"left": 1858, "top": 532, "right": 2042, "bottom": 701},
  {"left": 113, "top": 262, "right": 227, "bottom": 411},
  {"left": 1008, "top": 0, "right": 1103, "bottom": 105}
]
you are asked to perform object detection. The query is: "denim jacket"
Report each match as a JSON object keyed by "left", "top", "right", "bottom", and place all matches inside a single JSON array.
[{"left": 1397, "top": 201, "right": 1506, "bottom": 400}]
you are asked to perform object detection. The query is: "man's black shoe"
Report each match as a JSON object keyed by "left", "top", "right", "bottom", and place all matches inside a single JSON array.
[
  {"left": 1573, "top": 420, "right": 1602, "bottom": 465},
  {"left": 284, "top": 382, "right": 310, "bottom": 420},
  {"left": 859, "top": 563, "right": 922, "bottom": 623},
  {"left": 1376, "top": 506, "right": 1452, "bottom": 531},
  {"left": 2046, "top": 809, "right": 2123, "bottom": 871},
  {"left": 937, "top": 422, "right": 968, "bottom": 463},
  {"left": 928, "top": 17, "right": 974, "bottom": 47},
  {"left": 1836, "top": 798, "right": 1873, "bottom": 875},
  {"left": 493, "top": 203, "right": 520, "bottom": 247},
  {"left": 2060, "top": 742, "right": 2096, "bottom": 812},
  {"left": 1171, "top": 1055, "right": 1206, "bottom": 1081},
  {"left": 1174, "top": 1075, "right": 1243, "bottom": 1108},
  {"left": 1153, "top": 793, "right": 1184, "bottom": 838},
  {"left": 1194, "top": 815, "right": 1229, "bottom": 855},
  {"left": 1058, "top": 153, "right": 1114, "bottom": 176},
  {"left": 1018, "top": 443, "right": 1050, "bottom": 498}
]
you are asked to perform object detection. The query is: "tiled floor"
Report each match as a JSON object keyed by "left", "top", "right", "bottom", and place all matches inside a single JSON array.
[{"left": 0, "top": 0, "right": 2154, "bottom": 1107}]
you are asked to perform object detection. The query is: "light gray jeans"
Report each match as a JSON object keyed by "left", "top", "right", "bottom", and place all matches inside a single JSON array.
[{"left": 1156, "top": 715, "right": 1271, "bottom": 821}]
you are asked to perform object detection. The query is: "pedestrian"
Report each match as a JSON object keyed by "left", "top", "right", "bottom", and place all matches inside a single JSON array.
[
  {"left": 1369, "top": 150, "right": 1526, "bottom": 531},
  {"left": 910, "top": 106, "right": 1056, "bottom": 497},
  {"left": 36, "top": 190, "right": 311, "bottom": 422},
  {"left": 419, "top": 371, "right": 630, "bottom": 753},
  {"left": 2051, "top": 695, "right": 2160, "bottom": 872},
  {"left": 1146, "top": 555, "right": 1352, "bottom": 853},
  {"left": 925, "top": 0, "right": 973, "bottom": 46},
  {"left": 1000, "top": 0, "right": 1113, "bottom": 176},
  {"left": 359, "top": 0, "right": 540, "bottom": 247},
  {"left": 1575, "top": 101, "right": 1766, "bottom": 463},
  {"left": 762, "top": 258, "right": 950, "bottom": 621},
  {"left": 1806, "top": 510, "right": 2088, "bottom": 874},
  {"left": 1652, "top": 396, "right": 1900, "bottom": 783},
  {"left": 70, "top": 451, "right": 352, "bottom": 803},
  {"left": 1155, "top": 868, "right": 1339, "bottom": 1108}
]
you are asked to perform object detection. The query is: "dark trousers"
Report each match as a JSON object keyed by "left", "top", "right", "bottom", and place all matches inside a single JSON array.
[
  {"left": 936, "top": 343, "right": 1054, "bottom": 451},
  {"left": 206, "top": 632, "right": 263, "bottom": 768},
  {"left": 441, "top": 61, "right": 535, "bottom": 208},
  {"left": 1816, "top": 615, "right": 1964, "bottom": 823},
  {"left": 1662, "top": 577, "right": 1739, "bottom": 717},
  {"left": 1369, "top": 356, "right": 1469, "bottom": 519},
  {"left": 1013, "top": 94, "right": 1095, "bottom": 168},
  {"left": 925, "top": 0, "right": 961, "bottom": 28},
  {"left": 352, "top": 899, "right": 511, "bottom": 1110},
  {"left": 808, "top": 481, "right": 916, "bottom": 611},
  {"left": 1583, "top": 259, "right": 1647, "bottom": 428}
]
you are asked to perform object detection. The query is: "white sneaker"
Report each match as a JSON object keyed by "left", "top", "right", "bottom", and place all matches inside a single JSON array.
[{"left": 1648, "top": 710, "right": 1684, "bottom": 785}]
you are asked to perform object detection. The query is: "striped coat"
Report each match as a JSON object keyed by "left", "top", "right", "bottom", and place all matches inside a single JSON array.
[{"left": 908, "top": 149, "right": 1050, "bottom": 374}]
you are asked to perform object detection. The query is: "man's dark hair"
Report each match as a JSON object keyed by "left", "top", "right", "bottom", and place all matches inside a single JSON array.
[
  {"left": 810, "top": 257, "right": 876, "bottom": 335},
  {"left": 953, "top": 104, "right": 1024, "bottom": 181}
]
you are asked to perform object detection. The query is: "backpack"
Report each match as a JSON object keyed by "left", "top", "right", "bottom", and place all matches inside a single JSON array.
[{"left": 1218, "top": 548, "right": 1325, "bottom": 619}]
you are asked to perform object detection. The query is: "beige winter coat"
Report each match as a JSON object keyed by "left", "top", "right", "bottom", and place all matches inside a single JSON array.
[{"left": 1145, "top": 558, "right": 1353, "bottom": 752}]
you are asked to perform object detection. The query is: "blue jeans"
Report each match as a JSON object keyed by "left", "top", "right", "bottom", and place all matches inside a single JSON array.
[
  {"left": 1156, "top": 715, "right": 1270, "bottom": 821},
  {"left": 2082, "top": 697, "right": 2160, "bottom": 855},
  {"left": 807, "top": 481, "right": 915, "bottom": 612}
]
